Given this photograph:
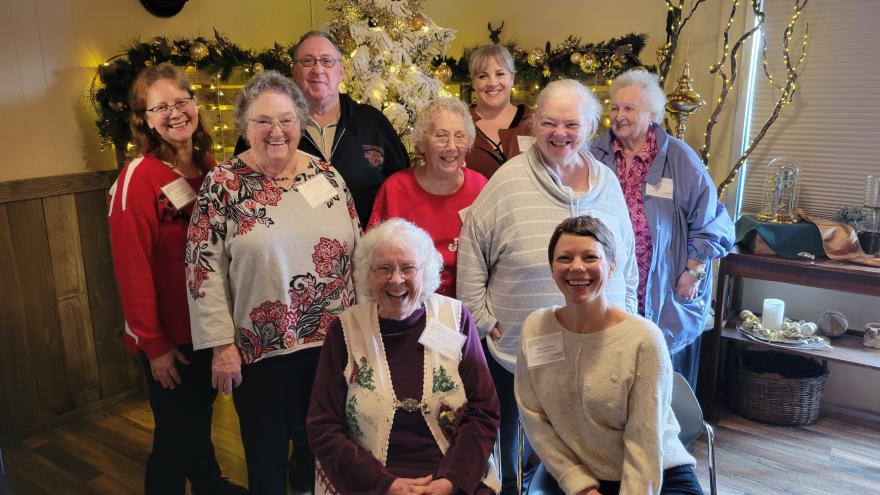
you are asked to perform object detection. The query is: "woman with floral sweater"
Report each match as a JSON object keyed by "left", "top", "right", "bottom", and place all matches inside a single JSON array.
[{"left": 186, "top": 71, "right": 360, "bottom": 495}]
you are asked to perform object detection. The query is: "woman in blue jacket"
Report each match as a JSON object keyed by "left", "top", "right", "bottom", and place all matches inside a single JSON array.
[{"left": 591, "top": 69, "right": 735, "bottom": 387}]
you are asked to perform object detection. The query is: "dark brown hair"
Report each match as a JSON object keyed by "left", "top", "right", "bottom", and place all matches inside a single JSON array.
[
  {"left": 129, "top": 63, "right": 214, "bottom": 172},
  {"left": 547, "top": 215, "right": 617, "bottom": 264}
]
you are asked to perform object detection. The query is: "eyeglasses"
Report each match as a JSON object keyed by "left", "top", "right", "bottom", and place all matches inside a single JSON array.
[
  {"left": 249, "top": 117, "right": 299, "bottom": 132},
  {"left": 370, "top": 264, "right": 423, "bottom": 280},
  {"left": 430, "top": 132, "right": 468, "bottom": 146},
  {"left": 145, "top": 96, "right": 195, "bottom": 116},
  {"left": 296, "top": 57, "right": 341, "bottom": 68}
]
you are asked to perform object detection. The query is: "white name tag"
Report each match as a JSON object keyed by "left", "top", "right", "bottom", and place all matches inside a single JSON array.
[
  {"left": 298, "top": 174, "right": 338, "bottom": 208},
  {"left": 160, "top": 177, "right": 197, "bottom": 210},
  {"left": 517, "top": 135, "right": 537, "bottom": 152},
  {"left": 419, "top": 321, "right": 467, "bottom": 361},
  {"left": 458, "top": 206, "right": 471, "bottom": 223},
  {"left": 525, "top": 332, "right": 566, "bottom": 368},
  {"left": 646, "top": 178, "right": 674, "bottom": 199}
]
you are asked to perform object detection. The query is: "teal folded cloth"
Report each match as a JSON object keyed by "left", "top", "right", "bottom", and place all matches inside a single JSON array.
[{"left": 735, "top": 215, "right": 825, "bottom": 259}]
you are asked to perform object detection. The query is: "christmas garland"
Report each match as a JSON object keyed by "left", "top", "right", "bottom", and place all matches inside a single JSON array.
[
  {"left": 432, "top": 33, "right": 651, "bottom": 87},
  {"left": 92, "top": 29, "right": 650, "bottom": 154},
  {"left": 91, "top": 29, "right": 296, "bottom": 152}
]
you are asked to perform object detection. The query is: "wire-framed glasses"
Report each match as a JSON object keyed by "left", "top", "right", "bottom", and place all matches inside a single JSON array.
[
  {"left": 296, "top": 57, "right": 340, "bottom": 68},
  {"left": 370, "top": 264, "right": 423, "bottom": 280},
  {"left": 249, "top": 117, "right": 299, "bottom": 132},
  {"left": 146, "top": 96, "right": 195, "bottom": 116}
]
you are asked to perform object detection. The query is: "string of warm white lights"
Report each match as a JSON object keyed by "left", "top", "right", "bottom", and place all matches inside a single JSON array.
[{"left": 716, "top": 0, "right": 810, "bottom": 199}]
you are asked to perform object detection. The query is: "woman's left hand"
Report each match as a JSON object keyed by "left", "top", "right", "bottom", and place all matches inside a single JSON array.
[
  {"left": 675, "top": 269, "right": 701, "bottom": 300},
  {"left": 410, "top": 477, "right": 454, "bottom": 495},
  {"left": 411, "top": 478, "right": 454, "bottom": 495}
]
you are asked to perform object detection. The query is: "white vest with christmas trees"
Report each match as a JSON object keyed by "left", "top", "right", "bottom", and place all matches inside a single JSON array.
[{"left": 315, "top": 293, "right": 500, "bottom": 494}]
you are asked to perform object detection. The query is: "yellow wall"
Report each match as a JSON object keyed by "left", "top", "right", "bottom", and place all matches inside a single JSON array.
[{"left": 0, "top": 0, "right": 742, "bottom": 182}]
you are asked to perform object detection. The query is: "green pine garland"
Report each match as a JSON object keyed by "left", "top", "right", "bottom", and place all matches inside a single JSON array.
[
  {"left": 93, "top": 29, "right": 651, "bottom": 158},
  {"left": 433, "top": 32, "right": 652, "bottom": 86}
]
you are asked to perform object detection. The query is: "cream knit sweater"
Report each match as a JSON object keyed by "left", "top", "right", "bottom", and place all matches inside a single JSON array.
[{"left": 515, "top": 308, "right": 694, "bottom": 495}]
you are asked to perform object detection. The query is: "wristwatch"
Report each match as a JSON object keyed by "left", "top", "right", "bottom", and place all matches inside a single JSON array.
[{"left": 686, "top": 267, "right": 706, "bottom": 280}]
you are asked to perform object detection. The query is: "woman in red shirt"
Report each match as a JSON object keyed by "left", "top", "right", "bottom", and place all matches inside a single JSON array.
[
  {"left": 108, "top": 63, "right": 244, "bottom": 495},
  {"left": 368, "top": 98, "right": 487, "bottom": 298}
]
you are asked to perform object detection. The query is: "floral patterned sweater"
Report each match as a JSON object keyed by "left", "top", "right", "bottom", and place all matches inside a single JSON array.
[{"left": 186, "top": 153, "right": 361, "bottom": 364}]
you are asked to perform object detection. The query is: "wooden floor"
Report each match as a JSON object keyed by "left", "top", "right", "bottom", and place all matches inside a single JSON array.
[{"left": 2, "top": 394, "right": 880, "bottom": 495}]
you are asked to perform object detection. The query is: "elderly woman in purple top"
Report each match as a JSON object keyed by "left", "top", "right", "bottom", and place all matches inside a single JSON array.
[
  {"left": 308, "top": 219, "right": 500, "bottom": 495},
  {"left": 590, "top": 69, "right": 734, "bottom": 387}
]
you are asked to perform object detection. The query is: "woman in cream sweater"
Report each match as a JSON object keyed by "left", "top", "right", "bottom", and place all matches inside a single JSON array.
[{"left": 515, "top": 216, "right": 702, "bottom": 495}]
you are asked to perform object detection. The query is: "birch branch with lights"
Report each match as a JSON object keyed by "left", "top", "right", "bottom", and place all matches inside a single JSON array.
[
  {"left": 716, "top": 0, "right": 809, "bottom": 198},
  {"left": 657, "top": 0, "right": 708, "bottom": 85},
  {"left": 699, "top": 0, "right": 765, "bottom": 166}
]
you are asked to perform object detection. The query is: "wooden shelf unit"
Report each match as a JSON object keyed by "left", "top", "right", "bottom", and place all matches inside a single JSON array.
[{"left": 697, "top": 248, "right": 880, "bottom": 417}]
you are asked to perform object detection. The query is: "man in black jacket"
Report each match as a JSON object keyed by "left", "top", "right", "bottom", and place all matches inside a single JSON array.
[{"left": 235, "top": 31, "right": 409, "bottom": 228}]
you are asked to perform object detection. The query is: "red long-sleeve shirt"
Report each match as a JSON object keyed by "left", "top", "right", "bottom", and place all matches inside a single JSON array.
[{"left": 108, "top": 154, "right": 208, "bottom": 359}]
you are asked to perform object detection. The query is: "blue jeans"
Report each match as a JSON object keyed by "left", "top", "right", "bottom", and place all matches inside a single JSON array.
[
  {"left": 528, "top": 463, "right": 703, "bottom": 495},
  {"left": 670, "top": 336, "right": 702, "bottom": 391},
  {"left": 483, "top": 339, "right": 535, "bottom": 495}
]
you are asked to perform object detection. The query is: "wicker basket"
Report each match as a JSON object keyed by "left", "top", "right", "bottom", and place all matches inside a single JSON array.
[{"left": 728, "top": 349, "right": 828, "bottom": 426}]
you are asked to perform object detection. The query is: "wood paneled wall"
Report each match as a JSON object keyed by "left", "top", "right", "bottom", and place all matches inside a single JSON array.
[{"left": 0, "top": 171, "right": 141, "bottom": 439}]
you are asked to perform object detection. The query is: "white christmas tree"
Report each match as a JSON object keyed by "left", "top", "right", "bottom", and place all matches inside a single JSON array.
[{"left": 327, "top": 0, "right": 455, "bottom": 146}]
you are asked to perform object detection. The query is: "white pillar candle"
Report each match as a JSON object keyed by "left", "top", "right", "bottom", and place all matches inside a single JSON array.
[{"left": 762, "top": 298, "right": 785, "bottom": 332}]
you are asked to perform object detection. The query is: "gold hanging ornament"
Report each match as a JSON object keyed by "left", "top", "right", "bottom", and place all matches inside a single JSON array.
[
  {"left": 578, "top": 53, "right": 598, "bottom": 73},
  {"left": 189, "top": 42, "right": 209, "bottom": 62},
  {"left": 527, "top": 48, "right": 546, "bottom": 67},
  {"left": 570, "top": 52, "right": 582, "bottom": 64},
  {"left": 434, "top": 62, "right": 452, "bottom": 83},
  {"left": 656, "top": 44, "right": 670, "bottom": 66},
  {"left": 253, "top": 62, "right": 264, "bottom": 74},
  {"left": 665, "top": 62, "right": 705, "bottom": 138},
  {"left": 542, "top": 64, "right": 551, "bottom": 78}
]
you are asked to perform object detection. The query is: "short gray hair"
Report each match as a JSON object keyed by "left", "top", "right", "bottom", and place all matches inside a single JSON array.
[
  {"left": 294, "top": 31, "right": 343, "bottom": 60},
  {"left": 610, "top": 69, "right": 666, "bottom": 125},
  {"left": 354, "top": 218, "right": 443, "bottom": 302},
  {"left": 535, "top": 79, "right": 602, "bottom": 139},
  {"left": 234, "top": 70, "right": 309, "bottom": 139},
  {"left": 412, "top": 98, "right": 476, "bottom": 154}
]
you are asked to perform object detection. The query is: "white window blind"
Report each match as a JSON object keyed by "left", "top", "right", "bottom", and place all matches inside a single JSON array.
[{"left": 740, "top": 0, "right": 880, "bottom": 220}]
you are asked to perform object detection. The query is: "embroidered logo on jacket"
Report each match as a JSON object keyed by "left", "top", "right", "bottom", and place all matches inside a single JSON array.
[{"left": 362, "top": 145, "right": 385, "bottom": 168}]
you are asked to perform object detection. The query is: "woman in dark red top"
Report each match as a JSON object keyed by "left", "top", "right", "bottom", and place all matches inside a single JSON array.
[
  {"left": 108, "top": 63, "right": 244, "bottom": 495},
  {"left": 465, "top": 44, "right": 533, "bottom": 179}
]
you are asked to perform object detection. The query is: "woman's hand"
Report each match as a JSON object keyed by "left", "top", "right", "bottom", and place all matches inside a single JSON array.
[
  {"left": 411, "top": 478, "right": 454, "bottom": 495},
  {"left": 211, "top": 343, "right": 242, "bottom": 395},
  {"left": 150, "top": 348, "right": 189, "bottom": 389},
  {"left": 490, "top": 325, "right": 503, "bottom": 341},
  {"left": 388, "top": 475, "right": 432, "bottom": 495},
  {"left": 676, "top": 261, "right": 705, "bottom": 300},
  {"left": 675, "top": 269, "right": 701, "bottom": 300}
]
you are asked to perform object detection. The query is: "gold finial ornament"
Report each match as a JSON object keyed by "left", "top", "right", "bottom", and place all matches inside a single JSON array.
[{"left": 665, "top": 62, "right": 704, "bottom": 138}]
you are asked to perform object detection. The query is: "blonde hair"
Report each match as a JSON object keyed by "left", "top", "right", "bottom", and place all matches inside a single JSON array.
[{"left": 468, "top": 44, "right": 515, "bottom": 80}]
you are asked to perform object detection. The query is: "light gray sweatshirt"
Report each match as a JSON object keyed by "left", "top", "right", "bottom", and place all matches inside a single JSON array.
[{"left": 456, "top": 146, "right": 638, "bottom": 371}]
